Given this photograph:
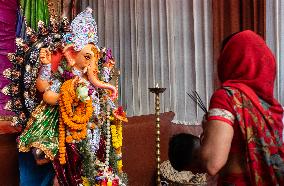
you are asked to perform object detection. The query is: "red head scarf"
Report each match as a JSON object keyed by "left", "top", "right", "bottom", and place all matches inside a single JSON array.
[
  {"left": 219, "top": 30, "right": 274, "bottom": 103},
  {"left": 218, "top": 30, "right": 283, "bottom": 120}
]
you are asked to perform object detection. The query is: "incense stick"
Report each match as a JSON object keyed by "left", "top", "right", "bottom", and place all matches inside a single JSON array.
[{"left": 187, "top": 91, "right": 208, "bottom": 113}]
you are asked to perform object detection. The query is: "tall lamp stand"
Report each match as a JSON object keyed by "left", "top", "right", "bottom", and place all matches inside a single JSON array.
[{"left": 149, "top": 85, "right": 166, "bottom": 186}]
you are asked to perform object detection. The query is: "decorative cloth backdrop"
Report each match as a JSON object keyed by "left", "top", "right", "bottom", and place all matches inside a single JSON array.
[
  {"left": 212, "top": 0, "right": 266, "bottom": 88},
  {"left": 266, "top": 0, "right": 284, "bottom": 105},
  {"left": 19, "top": 0, "right": 49, "bottom": 30},
  {"left": 0, "top": 0, "right": 18, "bottom": 117},
  {"left": 79, "top": 0, "right": 213, "bottom": 124}
]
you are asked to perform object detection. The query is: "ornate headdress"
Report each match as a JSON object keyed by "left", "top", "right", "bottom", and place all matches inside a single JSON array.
[{"left": 64, "top": 7, "right": 99, "bottom": 51}]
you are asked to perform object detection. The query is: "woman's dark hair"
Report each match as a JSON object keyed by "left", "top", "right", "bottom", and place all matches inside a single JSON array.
[
  {"left": 168, "top": 133, "right": 200, "bottom": 171},
  {"left": 220, "top": 31, "right": 241, "bottom": 51}
]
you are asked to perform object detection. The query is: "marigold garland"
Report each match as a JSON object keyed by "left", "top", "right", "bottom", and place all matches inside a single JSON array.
[
  {"left": 110, "top": 120, "right": 122, "bottom": 149},
  {"left": 82, "top": 176, "right": 90, "bottom": 186},
  {"left": 110, "top": 106, "right": 127, "bottom": 174},
  {"left": 110, "top": 120, "right": 124, "bottom": 173},
  {"left": 58, "top": 79, "right": 93, "bottom": 164},
  {"left": 58, "top": 117, "right": 66, "bottom": 164},
  {"left": 117, "top": 159, "right": 123, "bottom": 173}
]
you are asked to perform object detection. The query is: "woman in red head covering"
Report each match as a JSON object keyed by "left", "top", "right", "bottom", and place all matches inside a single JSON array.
[{"left": 198, "top": 30, "right": 284, "bottom": 186}]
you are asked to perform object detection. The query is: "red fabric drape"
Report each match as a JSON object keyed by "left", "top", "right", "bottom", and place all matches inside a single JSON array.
[{"left": 212, "top": 0, "right": 266, "bottom": 88}]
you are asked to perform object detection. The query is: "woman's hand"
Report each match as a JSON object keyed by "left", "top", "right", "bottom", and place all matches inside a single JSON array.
[
  {"left": 200, "top": 113, "right": 208, "bottom": 143},
  {"left": 202, "top": 113, "right": 208, "bottom": 129},
  {"left": 40, "top": 48, "right": 51, "bottom": 64}
]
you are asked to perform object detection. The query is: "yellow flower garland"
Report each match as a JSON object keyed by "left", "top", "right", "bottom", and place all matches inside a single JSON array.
[
  {"left": 110, "top": 119, "right": 124, "bottom": 173},
  {"left": 110, "top": 120, "right": 122, "bottom": 149},
  {"left": 58, "top": 79, "right": 93, "bottom": 164},
  {"left": 117, "top": 159, "right": 123, "bottom": 173},
  {"left": 82, "top": 176, "right": 90, "bottom": 186}
]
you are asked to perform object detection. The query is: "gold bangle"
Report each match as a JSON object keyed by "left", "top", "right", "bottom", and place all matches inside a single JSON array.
[{"left": 0, "top": 115, "right": 13, "bottom": 121}]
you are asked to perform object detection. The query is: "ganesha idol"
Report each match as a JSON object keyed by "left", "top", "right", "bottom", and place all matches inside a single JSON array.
[{"left": 2, "top": 8, "right": 128, "bottom": 186}]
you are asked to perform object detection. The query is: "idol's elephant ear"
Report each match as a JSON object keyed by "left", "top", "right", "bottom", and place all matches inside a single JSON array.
[{"left": 62, "top": 44, "right": 76, "bottom": 67}]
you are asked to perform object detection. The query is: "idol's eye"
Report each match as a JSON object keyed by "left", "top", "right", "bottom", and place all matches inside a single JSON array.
[{"left": 84, "top": 55, "right": 91, "bottom": 60}]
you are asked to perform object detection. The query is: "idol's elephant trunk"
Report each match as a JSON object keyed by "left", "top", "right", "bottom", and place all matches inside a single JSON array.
[{"left": 87, "top": 58, "right": 118, "bottom": 100}]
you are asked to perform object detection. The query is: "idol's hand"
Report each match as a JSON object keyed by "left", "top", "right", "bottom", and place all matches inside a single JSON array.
[
  {"left": 40, "top": 48, "right": 51, "bottom": 64},
  {"left": 71, "top": 76, "right": 79, "bottom": 87}
]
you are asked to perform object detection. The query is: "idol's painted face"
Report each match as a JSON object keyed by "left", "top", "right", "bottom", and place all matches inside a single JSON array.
[{"left": 73, "top": 44, "right": 97, "bottom": 70}]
